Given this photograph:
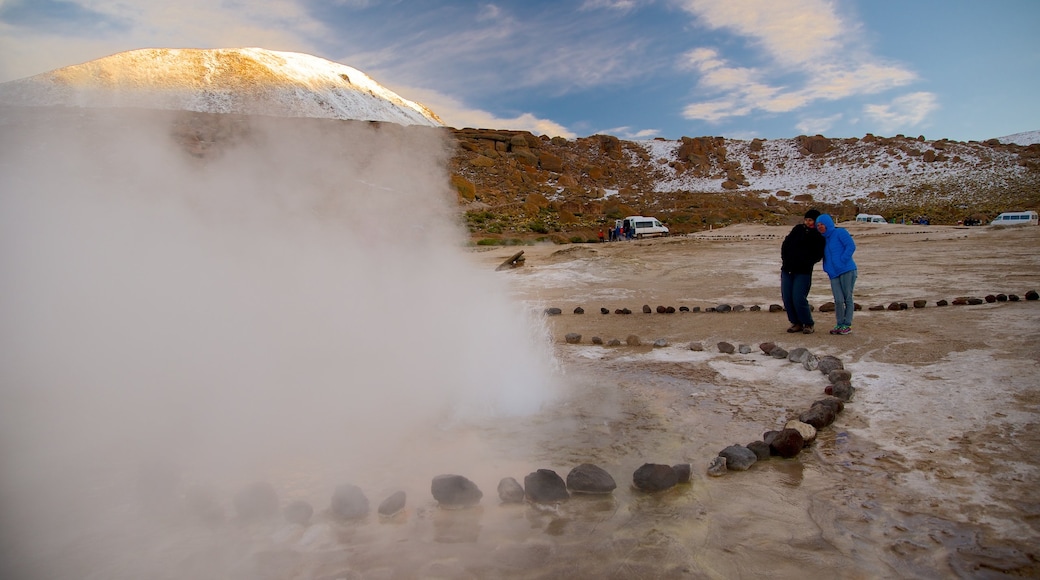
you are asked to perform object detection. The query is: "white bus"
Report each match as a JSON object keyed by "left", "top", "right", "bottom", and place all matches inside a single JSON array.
[
  {"left": 855, "top": 213, "right": 887, "bottom": 223},
  {"left": 990, "top": 211, "right": 1039, "bottom": 226}
]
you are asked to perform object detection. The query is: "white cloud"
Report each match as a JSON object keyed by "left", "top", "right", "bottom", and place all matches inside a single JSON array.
[
  {"left": 677, "top": 0, "right": 919, "bottom": 126},
  {"left": 796, "top": 113, "right": 843, "bottom": 135},
  {"left": 580, "top": 0, "right": 647, "bottom": 12},
  {"left": 600, "top": 126, "right": 662, "bottom": 139},
  {"left": 390, "top": 84, "right": 575, "bottom": 138},
  {"left": 863, "top": 92, "right": 938, "bottom": 133}
]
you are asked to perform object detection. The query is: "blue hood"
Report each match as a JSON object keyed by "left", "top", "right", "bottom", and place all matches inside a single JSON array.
[{"left": 816, "top": 214, "right": 836, "bottom": 238}]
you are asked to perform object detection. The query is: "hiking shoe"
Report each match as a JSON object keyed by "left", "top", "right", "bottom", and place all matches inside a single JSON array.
[
  {"left": 829, "top": 325, "right": 843, "bottom": 335},
  {"left": 802, "top": 325, "right": 815, "bottom": 334},
  {"left": 837, "top": 325, "right": 852, "bottom": 335},
  {"left": 787, "top": 324, "right": 803, "bottom": 333}
]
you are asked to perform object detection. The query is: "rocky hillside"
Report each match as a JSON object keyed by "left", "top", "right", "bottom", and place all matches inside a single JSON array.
[{"left": 449, "top": 130, "right": 1040, "bottom": 242}]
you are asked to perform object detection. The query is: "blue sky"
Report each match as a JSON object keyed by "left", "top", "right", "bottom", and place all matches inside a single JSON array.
[{"left": 1, "top": 0, "right": 1037, "bottom": 141}]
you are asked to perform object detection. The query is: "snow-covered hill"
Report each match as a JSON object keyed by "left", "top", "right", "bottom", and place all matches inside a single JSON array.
[
  {"left": 0, "top": 48, "right": 442, "bottom": 127},
  {"left": 997, "top": 130, "right": 1040, "bottom": 146}
]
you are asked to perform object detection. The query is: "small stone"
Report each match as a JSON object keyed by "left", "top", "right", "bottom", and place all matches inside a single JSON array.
[
  {"left": 653, "top": 339, "right": 669, "bottom": 348},
  {"left": 717, "top": 341, "right": 735, "bottom": 354},
  {"left": 688, "top": 341, "right": 704, "bottom": 351},
  {"left": 828, "top": 369, "right": 852, "bottom": 383},
  {"left": 738, "top": 344, "right": 752, "bottom": 354},
  {"left": 784, "top": 420, "right": 817, "bottom": 445},
  {"left": 564, "top": 333, "right": 582, "bottom": 344},
  {"left": 626, "top": 334, "right": 641, "bottom": 346},
  {"left": 769, "top": 346, "right": 789, "bottom": 359},
  {"left": 643, "top": 304, "right": 653, "bottom": 313},
  {"left": 769, "top": 428, "right": 804, "bottom": 458},
  {"left": 331, "top": 484, "right": 369, "bottom": 519},
  {"left": 632, "top": 463, "right": 678, "bottom": 492},
  {"left": 832, "top": 381, "right": 856, "bottom": 402},
  {"left": 759, "top": 342, "right": 776, "bottom": 354},
  {"left": 524, "top": 469, "right": 569, "bottom": 503},
  {"left": 607, "top": 339, "right": 622, "bottom": 346},
  {"left": 716, "top": 304, "right": 732, "bottom": 313},
  {"left": 967, "top": 298, "right": 984, "bottom": 305},
  {"left": 869, "top": 305, "right": 885, "bottom": 311},
  {"left": 802, "top": 353, "right": 820, "bottom": 371},
  {"left": 706, "top": 456, "right": 727, "bottom": 477},
  {"left": 1025, "top": 290, "right": 1038, "bottom": 301},
  {"left": 913, "top": 300, "right": 927, "bottom": 308},
  {"left": 591, "top": 336, "right": 604, "bottom": 345},
  {"left": 936, "top": 299, "right": 949, "bottom": 306},
  {"left": 996, "top": 294, "right": 1008, "bottom": 302},
  {"left": 819, "top": 302, "right": 836, "bottom": 312},
  {"left": 769, "top": 304, "right": 784, "bottom": 313},
  {"left": 378, "top": 491, "right": 406, "bottom": 517},
  {"left": 656, "top": 305, "right": 667, "bottom": 313},
  {"left": 691, "top": 306, "right": 701, "bottom": 312},
  {"left": 718, "top": 445, "right": 757, "bottom": 471},
  {"left": 431, "top": 474, "right": 482, "bottom": 508},
  {"left": 1009, "top": 294, "right": 1020, "bottom": 302},
  {"left": 985, "top": 295, "right": 997, "bottom": 303},
  {"left": 679, "top": 306, "right": 690, "bottom": 312},
  {"left": 497, "top": 477, "right": 525, "bottom": 504},
  {"left": 818, "top": 355, "right": 844, "bottom": 375},
  {"left": 787, "top": 347, "right": 810, "bottom": 363},
  {"left": 566, "top": 463, "right": 617, "bottom": 494},
  {"left": 887, "top": 302, "right": 901, "bottom": 311},
  {"left": 750, "top": 305, "right": 762, "bottom": 311},
  {"left": 544, "top": 307, "right": 562, "bottom": 316},
  {"left": 746, "top": 441, "right": 771, "bottom": 461},
  {"left": 733, "top": 305, "right": 746, "bottom": 312},
  {"left": 573, "top": 306, "right": 585, "bottom": 314},
  {"left": 600, "top": 307, "right": 610, "bottom": 314}
]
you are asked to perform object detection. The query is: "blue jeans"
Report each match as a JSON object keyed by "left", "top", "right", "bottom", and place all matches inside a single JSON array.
[
  {"left": 781, "top": 271, "right": 814, "bottom": 326},
  {"left": 829, "top": 270, "right": 858, "bottom": 327}
]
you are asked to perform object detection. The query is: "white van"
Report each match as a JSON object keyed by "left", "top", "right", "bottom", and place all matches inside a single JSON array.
[
  {"left": 617, "top": 216, "right": 669, "bottom": 238},
  {"left": 990, "top": 211, "right": 1039, "bottom": 226},
  {"left": 856, "top": 213, "right": 887, "bottom": 224}
]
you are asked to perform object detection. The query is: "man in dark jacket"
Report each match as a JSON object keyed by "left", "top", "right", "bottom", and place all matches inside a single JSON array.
[{"left": 780, "top": 209, "right": 825, "bottom": 333}]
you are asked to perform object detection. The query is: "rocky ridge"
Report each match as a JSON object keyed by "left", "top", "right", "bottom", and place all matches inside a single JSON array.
[{"left": 451, "top": 129, "right": 1040, "bottom": 241}]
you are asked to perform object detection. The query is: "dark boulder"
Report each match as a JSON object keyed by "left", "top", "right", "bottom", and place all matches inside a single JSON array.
[
  {"left": 717, "top": 341, "right": 735, "bottom": 354},
  {"left": 746, "top": 441, "right": 771, "bottom": 461},
  {"left": 632, "top": 463, "right": 678, "bottom": 492},
  {"left": 573, "top": 306, "right": 585, "bottom": 314},
  {"left": 769, "top": 429, "right": 805, "bottom": 458},
  {"left": 524, "top": 469, "right": 570, "bottom": 503},
  {"left": 718, "top": 445, "right": 757, "bottom": 471},
  {"left": 431, "top": 474, "right": 483, "bottom": 508},
  {"left": 331, "top": 484, "right": 369, "bottom": 519},
  {"left": 818, "top": 355, "right": 844, "bottom": 375},
  {"left": 497, "top": 477, "right": 525, "bottom": 503},
  {"left": 566, "top": 463, "right": 617, "bottom": 494}
]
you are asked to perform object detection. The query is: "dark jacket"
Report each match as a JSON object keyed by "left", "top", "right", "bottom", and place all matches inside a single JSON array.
[{"left": 780, "top": 222, "right": 824, "bottom": 275}]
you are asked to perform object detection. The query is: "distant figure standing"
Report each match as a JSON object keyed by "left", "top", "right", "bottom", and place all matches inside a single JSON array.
[
  {"left": 780, "top": 209, "right": 825, "bottom": 334},
  {"left": 598, "top": 229, "right": 605, "bottom": 243},
  {"left": 816, "top": 214, "right": 858, "bottom": 335}
]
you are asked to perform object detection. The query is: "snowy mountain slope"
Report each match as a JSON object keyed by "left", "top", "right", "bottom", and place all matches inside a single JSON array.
[
  {"left": 638, "top": 137, "right": 1032, "bottom": 205},
  {"left": 997, "top": 130, "right": 1040, "bottom": 146},
  {"left": 0, "top": 48, "right": 442, "bottom": 127}
]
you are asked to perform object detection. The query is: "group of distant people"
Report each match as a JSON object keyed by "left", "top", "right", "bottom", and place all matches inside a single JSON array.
[
  {"left": 602, "top": 223, "right": 633, "bottom": 242},
  {"left": 780, "top": 209, "right": 858, "bottom": 335}
]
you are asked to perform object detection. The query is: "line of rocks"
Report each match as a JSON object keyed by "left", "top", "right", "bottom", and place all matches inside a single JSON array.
[
  {"left": 707, "top": 343, "right": 854, "bottom": 477},
  {"left": 544, "top": 289, "right": 1038, "bottom": 319},
  {"left": 172, "top": 462, "right": 697, "bottom": 528}
]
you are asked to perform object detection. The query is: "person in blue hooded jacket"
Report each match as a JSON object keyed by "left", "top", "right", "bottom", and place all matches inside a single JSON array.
[{"left": 815, "top": 214, "right": 857, "bottom": 334}]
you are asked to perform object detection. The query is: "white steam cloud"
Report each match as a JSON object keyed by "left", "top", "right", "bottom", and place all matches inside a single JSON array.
[{"left": 0, "top": 106, "right": 559, "bottom": 577}]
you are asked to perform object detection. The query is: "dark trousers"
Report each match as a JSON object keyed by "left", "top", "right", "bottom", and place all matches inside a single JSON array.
[{"left": 781, "top": 271, "right": 814, "bottom": 326}]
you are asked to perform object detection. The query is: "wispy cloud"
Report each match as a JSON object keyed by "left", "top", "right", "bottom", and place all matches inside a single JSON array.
[
  {"left": 796, "top": 113, "right": 843, "bottom": 135},
  {"left": 864, "top": 92, "right": 938, "bottom": 134},
  {"left": 393, "top": 84, "right": 575, "bottom": 138},
  {"left": 677, "top": 0, "right": 920, "bottom": 127}
]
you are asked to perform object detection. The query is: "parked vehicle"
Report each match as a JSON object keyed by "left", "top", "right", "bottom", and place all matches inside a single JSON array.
[
  {"left": 855, "top": 213, "right": 887, "bottom": 224},
  {"left": 616, "top": 216, "right": 669, "bottom": 238},
  {"left": 990, "top": 211, "right": 1039, "bottom": 226}
]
